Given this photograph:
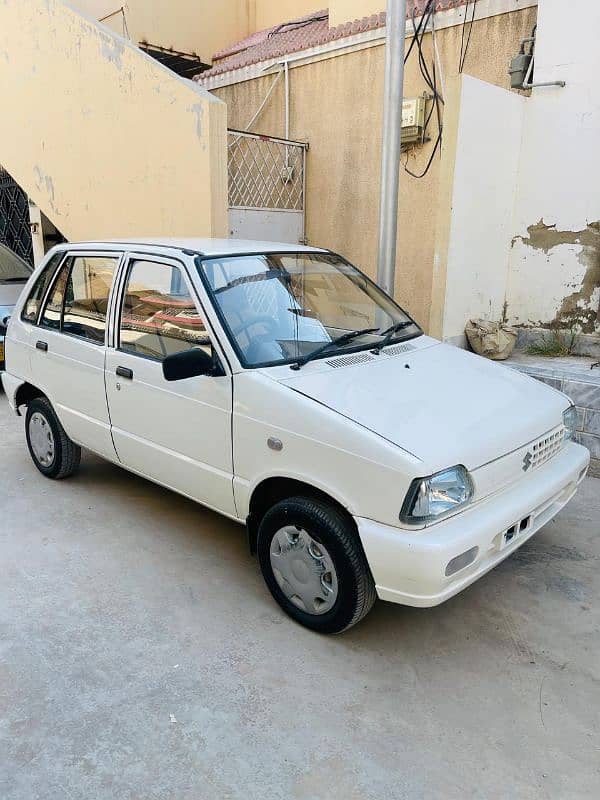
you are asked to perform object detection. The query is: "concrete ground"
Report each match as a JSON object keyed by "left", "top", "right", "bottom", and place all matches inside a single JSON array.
[{"left": 0, "top": 394, "right": 598, "bottom": 800}]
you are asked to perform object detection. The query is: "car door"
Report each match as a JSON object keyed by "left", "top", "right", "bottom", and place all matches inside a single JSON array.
[
  {"left": 0, "top": 243, "right": 33, "bottom": 363},
  {"left": 104, "top": 253, "right": 236, "bottom": 517},
  {"left": 31, "top": 250, "right": 122, "bottom": 460}
]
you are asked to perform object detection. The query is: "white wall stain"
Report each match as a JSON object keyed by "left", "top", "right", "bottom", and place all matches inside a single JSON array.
[{"left": 189, "top": 103, "right": 205, "bottom": 141}]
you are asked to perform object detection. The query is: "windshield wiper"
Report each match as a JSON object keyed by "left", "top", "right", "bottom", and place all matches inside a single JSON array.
[
  {"left": 290, "top": 327, "right": 379, "bottom": 370},
  {"left": 371, "top": 320, "right": 414, "bottom": 354}
]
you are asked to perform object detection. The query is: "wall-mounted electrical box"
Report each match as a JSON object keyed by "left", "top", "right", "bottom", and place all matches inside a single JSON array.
[{"left": 401, "top": 97, "right": 426, "bottom": 145}]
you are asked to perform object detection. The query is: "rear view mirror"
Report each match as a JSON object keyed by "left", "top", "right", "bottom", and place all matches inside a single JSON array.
[{"left": 162, "top": 348, "right": 222, "bottom": 381}]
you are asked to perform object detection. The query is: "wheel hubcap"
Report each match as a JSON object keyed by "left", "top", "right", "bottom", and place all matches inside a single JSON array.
[
  {"left": 29, "top": 412, "right": 55, "bottom": 467},
  {"left": 269, "top": 526, "right": 338, "bottom": 615}
]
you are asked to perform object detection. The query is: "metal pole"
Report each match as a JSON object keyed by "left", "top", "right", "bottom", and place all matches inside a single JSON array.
[
  {"left": 377, "top": 0, "right": 407, "bottom": 296},
  {"left": 284, "top": 60, "right": 290, "bottom": 169}
]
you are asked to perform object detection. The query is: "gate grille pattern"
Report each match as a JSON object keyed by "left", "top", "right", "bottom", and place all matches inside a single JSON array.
[
  {"left": 227, "top": 129, "right": 307, "bottom": 211},
  {"left": 0, "top": 167, "right": 33, "bottom": 265}
]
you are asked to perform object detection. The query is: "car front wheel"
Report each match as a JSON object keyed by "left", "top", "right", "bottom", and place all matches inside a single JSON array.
[
  {"left": 257, "top": 496, "right": 376, "bottom": 633},
  {"left": 25, "top": 397, "right": 81, "bottom": 479}
]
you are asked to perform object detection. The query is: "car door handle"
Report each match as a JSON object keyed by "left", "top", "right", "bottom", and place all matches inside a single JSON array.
[
  {"left": 36, "top": 340, "right": 48, "bottom": 352},
  {"left": 116, "top": 366, "right": 133, "bottom": 380}
]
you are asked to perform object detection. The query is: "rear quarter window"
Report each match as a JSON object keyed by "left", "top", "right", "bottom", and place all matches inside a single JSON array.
[{"left": 21, "top": 252, "right": 64, "bottom": 324}]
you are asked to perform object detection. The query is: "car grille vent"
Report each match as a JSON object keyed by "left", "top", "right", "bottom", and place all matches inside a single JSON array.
[
  {"left": 326, "top": 352, "right": 375, "bottom": 368},
  {"left": 382, "top": 343, "right": 415, "bottom": 356},
  {"left": 530, "top": 428, "right": 565, "bottom": 469}
]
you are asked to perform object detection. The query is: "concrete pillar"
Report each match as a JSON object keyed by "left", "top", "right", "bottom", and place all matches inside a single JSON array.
[{"left": 28, "top": 200, "right": 45, "bottom": 265}]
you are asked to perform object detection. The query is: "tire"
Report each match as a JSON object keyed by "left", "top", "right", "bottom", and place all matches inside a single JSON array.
[
  {"left": 257, "top": 496, "right": 376, "bottom": 633},
  {"left": 25, "top": 397, "right": 81, "bottom": 479}
]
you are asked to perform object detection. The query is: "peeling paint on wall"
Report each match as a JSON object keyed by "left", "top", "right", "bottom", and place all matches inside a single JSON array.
[
  {"left": 512, "top": 220, "right": 600, "bottom": 332},
  {"left": 189, "top": 103, "right": 204, "bottom": 143},
  {"left": 99, "top": 33, "right": 124, "bottom": 69},
  {"left": 33, "top": 165, "right": 59, "bottom": 215}
]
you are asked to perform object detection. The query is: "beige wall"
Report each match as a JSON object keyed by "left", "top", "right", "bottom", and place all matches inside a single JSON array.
[
  {"left": 252, "top": 1, "right": 326, "bottom": 31},
  {"left": 329, "top": 0, "right": 383, "bottom": 27},
  {"left": 74, "top": 1, "right": 328, "bottom": 61},
  {"left": 72, "top": 0, "right": 250, "bottom": 60},
  {"left": 213, "top": 7, "right": 537, "bottom": 330},
  {"left": 0, "top": 0, "right": 228, "bottom": 241}
]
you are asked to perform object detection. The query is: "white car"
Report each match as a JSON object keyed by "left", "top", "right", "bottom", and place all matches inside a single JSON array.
[
  {"left": 0, "top": 242, "right": 33, "bottom": 368},
  {"left": 1, "top": 239, "right": 589, "bottom": 632}
]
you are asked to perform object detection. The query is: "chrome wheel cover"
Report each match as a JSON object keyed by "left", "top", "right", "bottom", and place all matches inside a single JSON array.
[
  {"left": 29, "top": 412, "right": 55, "bottom": 468},
  {"left": 269, "top": 525, "right": 338, "bottom": 615}
]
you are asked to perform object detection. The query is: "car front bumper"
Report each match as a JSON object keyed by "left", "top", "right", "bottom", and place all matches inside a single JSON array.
[{"left": 356, "top": 441, "right": 590, "bottom": 607}]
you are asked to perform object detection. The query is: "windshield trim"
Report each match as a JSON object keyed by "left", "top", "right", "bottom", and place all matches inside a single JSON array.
[{"left": 195, "top": 250, "right": 422, "bottom": 370}]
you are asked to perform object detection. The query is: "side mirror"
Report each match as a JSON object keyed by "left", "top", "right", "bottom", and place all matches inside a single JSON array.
[
  {"left": 162, "top": 348, "right": 222, "bottom": 381},
  {"left": 0, "top": 316, "right": 10, "bottom": 337}
]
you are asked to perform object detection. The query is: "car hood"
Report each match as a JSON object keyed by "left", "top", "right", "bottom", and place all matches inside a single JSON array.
[{"left": 275, "top": 337, "right": 568, "bottom": 472}]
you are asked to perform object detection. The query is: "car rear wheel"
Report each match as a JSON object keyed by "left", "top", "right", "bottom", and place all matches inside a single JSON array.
[
  {"left": 25, "top": 397, "right": 81, "bottom": 479},
  {"left": 257, "top": 496, "right": 376, "bottom": 633}
]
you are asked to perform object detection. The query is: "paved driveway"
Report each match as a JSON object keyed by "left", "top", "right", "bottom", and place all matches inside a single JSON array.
[{"left": 0, "top": 393, "right": 598, "bottom": 800}]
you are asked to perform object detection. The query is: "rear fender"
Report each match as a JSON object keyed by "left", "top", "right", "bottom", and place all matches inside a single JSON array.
[{"left": 1, "top": 371, "right": 26, "bottom": 415}]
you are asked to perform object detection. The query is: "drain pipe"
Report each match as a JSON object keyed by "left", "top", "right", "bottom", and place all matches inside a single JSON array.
[{"left": 377, "top": 0, "right": 407, "bottom": 296}]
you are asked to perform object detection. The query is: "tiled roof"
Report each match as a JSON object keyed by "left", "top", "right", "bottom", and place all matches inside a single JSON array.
[{"left": 197, "top": 1, "right": 472, "bottom": 81}]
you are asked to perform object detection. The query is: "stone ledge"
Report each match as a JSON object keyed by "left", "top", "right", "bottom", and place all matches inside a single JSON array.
[{"left": 505, "top": 351, "right": 600, "bottom": 475}]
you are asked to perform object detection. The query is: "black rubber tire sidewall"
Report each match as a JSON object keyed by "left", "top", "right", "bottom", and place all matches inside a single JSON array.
[
  {"left": 25, "top": 398, "right": 76, "bottom": 479},
  {"left": 257, "top": 496, "right": 375, "bottom": 634}
]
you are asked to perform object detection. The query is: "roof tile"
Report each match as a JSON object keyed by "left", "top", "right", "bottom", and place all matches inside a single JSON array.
[{"left": 197, "top": 1, "right": 472, "bottom": 82}]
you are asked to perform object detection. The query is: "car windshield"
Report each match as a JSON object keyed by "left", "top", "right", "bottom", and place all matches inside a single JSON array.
[
  {"left": 197, "top": 252, "right": 421, "bottom": 368},
  {"left": 0, "top": 243, "right": 32, "bottom": 282}
]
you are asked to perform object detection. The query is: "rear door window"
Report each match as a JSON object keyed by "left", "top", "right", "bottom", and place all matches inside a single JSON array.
[
  {"left": 39, "top": 254, "right": 119, "bottom": 341},
  {"left": 62, "top": 256, "right": 118, "bottom": 343}
]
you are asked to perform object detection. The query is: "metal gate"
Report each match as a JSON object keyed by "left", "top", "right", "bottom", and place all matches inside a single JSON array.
[
  {"left": 0, "top": 167, "right": 33, "bottom": 265},
  {"left": 227, "top": 129, "right": 308, "bottom": 244}
]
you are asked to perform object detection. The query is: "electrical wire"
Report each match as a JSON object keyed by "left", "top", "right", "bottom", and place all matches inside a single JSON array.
[
  {"left": 268, "top": 13, "right": 328, "bottom": 39},
  {"left": 404, "top": 129, "right": 442, "bottom": 178},
  {"left": 228, "top": 68, "right": 283, "bottom": 144},
  {"left": 99, "top": 5, "right": 130, "bottom": 39},
  {"left": 431, "top": 9, "right": 445, "bottom": 100},
  {"left": 403, "top": 2, "right": 431, "bottom": 66},
  {"left": 459, "top": 0, "right": 478, "bottom": 73},
  {"left": 403, "top": 0, "right": 444, "bottom": 179}
]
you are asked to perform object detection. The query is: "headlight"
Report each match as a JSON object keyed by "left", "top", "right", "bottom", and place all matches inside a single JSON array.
[
  {"left": 400, "top": 465, "right": 474, "bottom": 525},
  {"left": 563, "top": 405, "right": 578, "bottom": 440}
]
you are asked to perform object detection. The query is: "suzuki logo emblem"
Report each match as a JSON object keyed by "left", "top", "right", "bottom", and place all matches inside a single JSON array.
[{"left": 522, "top": 451, "right": 533, "bottom": 471}]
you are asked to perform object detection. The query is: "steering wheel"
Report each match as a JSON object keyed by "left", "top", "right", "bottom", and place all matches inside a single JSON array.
[{"left": 230, "top": 315, "right": 279, "bottom": 339}]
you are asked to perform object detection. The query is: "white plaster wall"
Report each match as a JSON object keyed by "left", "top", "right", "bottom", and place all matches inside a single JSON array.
[
  {"left": 442, "top": 76, "right": 524, "bottom": 342},
  {"left": 505, "top": 0, "right": 600, "bottom": 330},
  {"left": 228, "top": 209, "right": 304, "bottom": 243}
]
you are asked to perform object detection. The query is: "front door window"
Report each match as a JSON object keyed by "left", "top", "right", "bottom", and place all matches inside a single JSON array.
[{"left": 119, "top": 260, "right": 210, "bottom": 360}]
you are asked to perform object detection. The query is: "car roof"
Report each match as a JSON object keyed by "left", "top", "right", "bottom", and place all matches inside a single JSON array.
[{"left": 60, "top": 238, "right": 327, "bottom": 256}]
